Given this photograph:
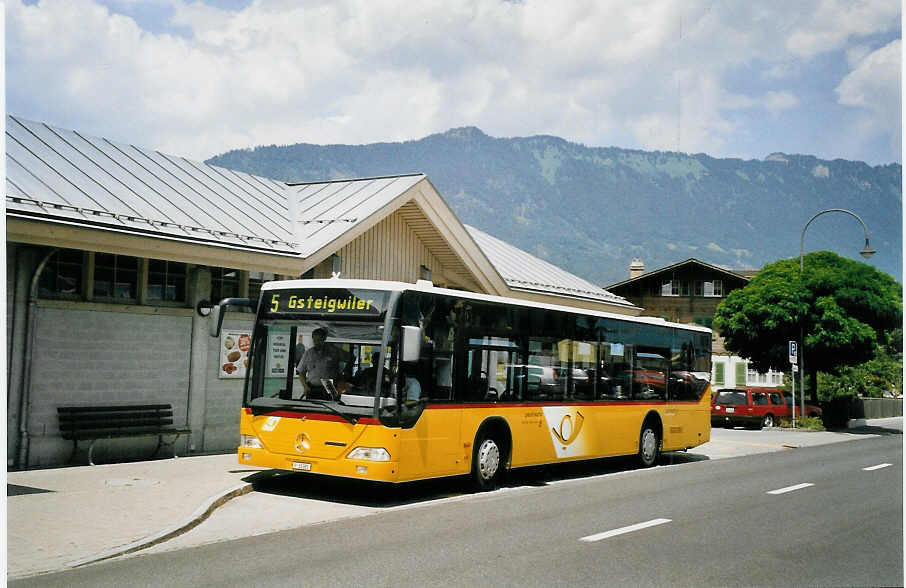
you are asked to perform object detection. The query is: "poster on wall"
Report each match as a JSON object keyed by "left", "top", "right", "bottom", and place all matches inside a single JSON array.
[{"left": 220, "top": 330, "right": 251, "bottom": 379}]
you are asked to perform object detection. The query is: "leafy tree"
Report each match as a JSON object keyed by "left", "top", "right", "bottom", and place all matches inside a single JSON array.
[
  {"left": 714, "top": 251, "right": 902, "bottom": 402},
  {"left": 818, "top": 330, "right": 903, "bottom": 400}
]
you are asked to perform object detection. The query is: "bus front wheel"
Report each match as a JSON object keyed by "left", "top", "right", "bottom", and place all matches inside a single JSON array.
[
  {"left": 638, "top": 423, "right": 660, "bottom": 467},
  {"left": 472, "top": 434, "right": 503, "bottom": 491}
]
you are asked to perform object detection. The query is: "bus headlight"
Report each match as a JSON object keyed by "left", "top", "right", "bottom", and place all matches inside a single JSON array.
[
  {"left": 347, "top": 447, "right": 390, "bottom": 461},
  {"left": 240, "top": 434, "right": 263, "bottom": 449}
]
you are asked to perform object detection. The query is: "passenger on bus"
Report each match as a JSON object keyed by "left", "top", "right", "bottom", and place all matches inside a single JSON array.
[
  {"left": 403, "top": 372, "right": 422, "bottom": 402},
  {"left": 354, "top": 351, "right": 383, "bottom": 389},
  {"left": 296, "top": 327, "right": 351, "bottom": 399}
]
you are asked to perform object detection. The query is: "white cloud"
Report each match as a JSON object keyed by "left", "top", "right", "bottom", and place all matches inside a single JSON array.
[
  {"left": 5, "top": 0, "right": 902, "bottom": 162},
  {"left": 784, "top": 0, "right": 900, "bottom": 59},
  {"left": 763, "top": 91, "right": 800, "bottom": 114},
  {"left": 836, "top": 40, "right": 901, "bottom": 158}
]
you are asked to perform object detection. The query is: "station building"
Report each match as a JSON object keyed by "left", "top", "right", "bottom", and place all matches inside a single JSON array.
[{"left": 6, "top": 115, "right": 639, "bottom": 469}]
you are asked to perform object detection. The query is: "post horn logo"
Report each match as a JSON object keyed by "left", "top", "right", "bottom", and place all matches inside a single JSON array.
[
  {"left": 552, "top": 411, "right": 585, "bottom": 445},
  {"left": 294, "top": 432, "right": 311, "bottom": 453}
]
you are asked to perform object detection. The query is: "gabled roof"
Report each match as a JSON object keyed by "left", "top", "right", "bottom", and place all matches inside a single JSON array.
[
  {"left": 289, "top": 174, "right": 426, "bottom": 257},
  {"left": 606, "top": 257, "right": 750, "bottom": 290},
  {"left": 466, "top": 225, "right": 634, "bottom": 308},
  {"left": 286, "top": 175, "right": 507, "bottom": 295}
]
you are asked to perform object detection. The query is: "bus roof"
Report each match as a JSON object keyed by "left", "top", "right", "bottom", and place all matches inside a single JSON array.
[{"left": 260, "top": 278, "right": 711, "bottom": 334}]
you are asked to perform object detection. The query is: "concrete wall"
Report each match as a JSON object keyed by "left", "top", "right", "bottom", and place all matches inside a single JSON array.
[
  {"left": 5, "top": 244, "right": 262, "bottom": 468},
  {"left": 25, "top": 305, "right": 193, "bottom": 467},
  {"left": 854, "top": 397, "right": 903, "bottom": 419},
  {"left": 201, "top": 313, "right": 254, "bottom": 452}
]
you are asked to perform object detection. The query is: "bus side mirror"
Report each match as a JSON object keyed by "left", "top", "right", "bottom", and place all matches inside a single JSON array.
[
  {"left": 401, "top": 326, "right": 422, "bottom": 362},
  {"left": 208, "top": 297, "right": 257, "bottom": 338},
  {"left": 209, "top": 304, "right": 224, "bottom": 338}
]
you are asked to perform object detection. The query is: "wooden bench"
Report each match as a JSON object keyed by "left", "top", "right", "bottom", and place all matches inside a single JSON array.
[{"left": 57, "top": 404, "right": 191, "bottom": 466}]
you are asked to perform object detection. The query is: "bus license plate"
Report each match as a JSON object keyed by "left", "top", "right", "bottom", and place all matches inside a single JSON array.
[{"left": 292, "top": 462, "right": 312, "bottom": 471}]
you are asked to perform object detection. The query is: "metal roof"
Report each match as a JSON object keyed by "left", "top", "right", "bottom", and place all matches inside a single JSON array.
[
  {"left": 288, "top": 174, "right": 425, "bottom": 257},
  {"left": 5, "top": 115, "right": 298, "bottom": 254},
  {"left": 465, "top": 225, "right": 634, "bottom": 307},
  {"left": 5, "top": 114, "right": 636, "bottom": 308}
]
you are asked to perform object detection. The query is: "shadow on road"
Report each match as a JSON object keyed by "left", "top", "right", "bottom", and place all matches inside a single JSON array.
[
  {"left": 246, "top": 450, "right": 710, "bottom": 508},
  {"left": 838, "top": 424, "right": 903, "bottom": 436}
]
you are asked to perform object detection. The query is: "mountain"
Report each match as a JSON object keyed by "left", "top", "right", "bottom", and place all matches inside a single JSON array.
[{"left": 207, "top": 127, "right": 902, "bottom": 286}]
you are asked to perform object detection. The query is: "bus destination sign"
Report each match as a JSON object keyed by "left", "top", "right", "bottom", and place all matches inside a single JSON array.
[{"left": 264, "top": 289, "right": 388, "bottom": 318}]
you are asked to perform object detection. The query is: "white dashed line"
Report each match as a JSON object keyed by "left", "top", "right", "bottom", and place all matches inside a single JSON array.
[
  {"left": 863, "top": 463, "right": 893, "bottom": 471},
  {"left": 767, "top": 483, "right": 814, "bottom": 495},
  {"left": 579, "top": 518, "right": 672, "bottom": 543}
]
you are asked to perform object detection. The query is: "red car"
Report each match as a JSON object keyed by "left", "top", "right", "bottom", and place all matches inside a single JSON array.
[
  {"left": 711, "top": 388, "right": 786, "bottom": 429},
  {"left": 711, "top": 388, "right": 822, "bottom": 429},
  {"left": 777, "top": 390, "right": 823, "bottom": 420}
]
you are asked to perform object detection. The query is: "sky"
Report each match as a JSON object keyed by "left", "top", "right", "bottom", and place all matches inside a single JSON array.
[{"left": 5, "top": 0, "right": 902, "bottom": 164}]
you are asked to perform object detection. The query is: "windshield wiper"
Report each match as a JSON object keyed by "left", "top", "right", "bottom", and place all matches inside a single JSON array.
[
  {"left": 299, "top": 399, "right": 358, "bottom": 425},
  {"left": 252, "top": 398, "right": 358, "bottom": 425}
]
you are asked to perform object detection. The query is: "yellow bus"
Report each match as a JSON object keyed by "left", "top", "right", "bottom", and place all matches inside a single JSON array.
[{"left": 211, "top": 278, "right": 711, "bottom": 490}]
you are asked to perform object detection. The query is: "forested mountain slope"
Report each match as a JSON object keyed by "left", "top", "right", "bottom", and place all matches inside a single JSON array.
[{"left": 208, "top": 127, "right": 901, "bottom": 286}]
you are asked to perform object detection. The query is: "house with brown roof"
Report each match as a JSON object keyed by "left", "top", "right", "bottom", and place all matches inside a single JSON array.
[{"left": 607, "top": 258, "right": 786, "bottom": 390}]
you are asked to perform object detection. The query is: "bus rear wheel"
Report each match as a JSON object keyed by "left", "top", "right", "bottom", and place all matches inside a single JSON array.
[
  {"left": 472, "top": 434, "right": 504, "bottom": 491},
  {"left": 638, "top": 423, "right": 660, "bottom": 467}
]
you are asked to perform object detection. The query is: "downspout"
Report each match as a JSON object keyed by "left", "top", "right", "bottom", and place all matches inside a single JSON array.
[{"left": 16, "top": 248, "right": 58, "bottom": 469}]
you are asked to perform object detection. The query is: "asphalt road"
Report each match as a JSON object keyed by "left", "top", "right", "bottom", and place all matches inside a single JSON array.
[{"left": 13, "top": 433, "right": 902, "bottom": 587}]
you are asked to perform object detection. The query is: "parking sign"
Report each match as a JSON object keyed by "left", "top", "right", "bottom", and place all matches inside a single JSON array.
[{"left": 789, "top": 341, "right": 798, "bottom": 364}]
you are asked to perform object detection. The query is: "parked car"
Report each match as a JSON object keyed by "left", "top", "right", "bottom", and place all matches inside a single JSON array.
[
  {"left": 711, "top": 388, "right": 787, "bottom": 429},
  {"left": 778, "top": 391, "right": 823, "bottom": 419},
  {"left": 522, "top": 365, "right": 588, "bottom": 398}
]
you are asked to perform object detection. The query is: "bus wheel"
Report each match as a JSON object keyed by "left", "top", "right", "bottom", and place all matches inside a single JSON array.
[
  {"left": 472, "top": 434, "right": 503, "bottom": 491},
  {"left": 638, "top": 423, "right": 660, "bottom": 467}
]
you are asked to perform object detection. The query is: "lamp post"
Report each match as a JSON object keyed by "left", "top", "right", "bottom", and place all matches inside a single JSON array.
[{"left": 798, "top": 208, "right": 875, "bottom": 421}]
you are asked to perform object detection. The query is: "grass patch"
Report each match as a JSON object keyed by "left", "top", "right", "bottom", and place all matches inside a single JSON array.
[{"left": 778, "top": 416, "right": 825, "bottom": 431}]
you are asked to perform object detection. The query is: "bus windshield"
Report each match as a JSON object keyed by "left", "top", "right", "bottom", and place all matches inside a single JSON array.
[{"left": 245, "top": 318, "right": 397, "bottom": 419}]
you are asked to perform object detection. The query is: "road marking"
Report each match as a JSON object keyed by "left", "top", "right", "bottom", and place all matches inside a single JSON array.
[
  {"left": 579, "top": 518, "right": 672, "bottom": 542},
  {"left": 767, "top": 483, "right": 814, "bottom": 495},
  {"left": 863, "top": 463, "right": 892, "bottom": 471}
]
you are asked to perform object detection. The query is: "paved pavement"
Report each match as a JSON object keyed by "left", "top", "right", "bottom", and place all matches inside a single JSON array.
[{"left": 6, "top": 417, "right": 902, "bottom": 580}]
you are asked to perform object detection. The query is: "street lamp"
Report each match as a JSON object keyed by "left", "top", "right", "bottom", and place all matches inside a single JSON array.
[{"left": 798, "top": 208, "right": 875, "bottom": 422}]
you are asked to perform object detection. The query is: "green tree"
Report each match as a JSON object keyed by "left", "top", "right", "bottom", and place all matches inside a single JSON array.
[
  {"left": 818, "top": 330, "right": 903, "bottom": 400},
  {"left": 714, "top": 251, "right": 902, "bottom": 402}
]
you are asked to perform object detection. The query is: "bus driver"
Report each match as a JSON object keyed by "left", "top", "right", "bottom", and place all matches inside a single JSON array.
[{"left": 296, "top": 327, "right": 351, "bottom": 399}]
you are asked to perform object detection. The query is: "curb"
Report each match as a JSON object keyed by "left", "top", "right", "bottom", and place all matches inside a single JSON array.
[{"left": 65, "top": 482, "right": 254, "bottom": 568}]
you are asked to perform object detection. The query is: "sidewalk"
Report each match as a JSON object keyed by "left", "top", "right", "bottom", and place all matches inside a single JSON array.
[
  {"left": 6, "top": 453, "right": 270, "bottom": 579},
  {"left": 6, "top": 418, "right": 901, "bottom": 580}
]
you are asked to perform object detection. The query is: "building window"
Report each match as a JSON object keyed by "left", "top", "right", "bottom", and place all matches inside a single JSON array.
[
  {"left": 714, "top": 362, "right": 725, "bottom": 386},
  {"left": 661, "top": 280, "right": 675, "bottom": 296},
  {"left": 734, "top": 362, "right": 747, "bottom": 386},
  {"left": 94, "top": 253, "right": 138, "bottom": 300},
  {"left": 38, "top": 249, "right": 84, "bottom": 299},
  {"left": 704, "top": 279, "right": 724, "bottom": 297},
  {"left": 211, "top": 267, "right": 241, "bottom": 302},
  {"left": 249, "top": 272, "right": 275, "bottom": 300},
  {"left": 148, "top": 260, "right": 187, "bottom": 302}
]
